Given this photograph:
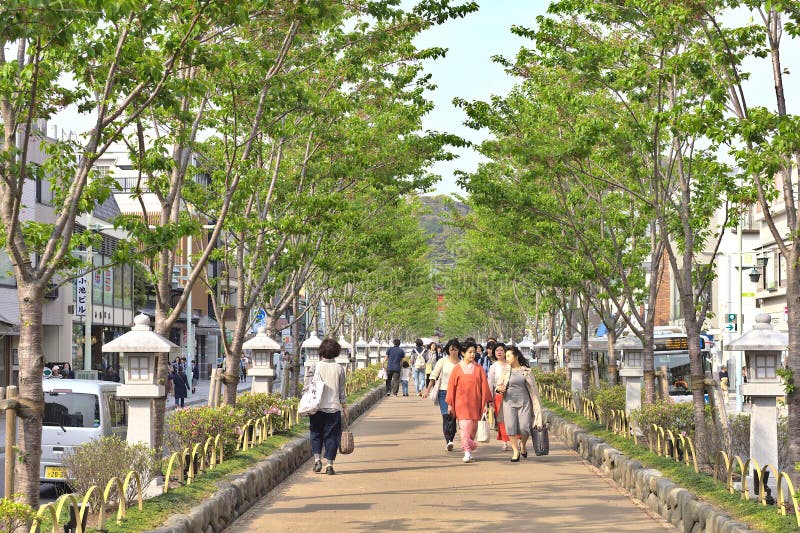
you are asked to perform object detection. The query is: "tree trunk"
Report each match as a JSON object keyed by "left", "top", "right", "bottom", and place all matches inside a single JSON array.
[
  {"left": 643, "top": 326, "right": 656, "bottom": 404},
  {"left": 15, "top": 285, "right": 45, "bottom": 508},
  {"left": 581, "top": 332, "right": 591, "bottom": 392},
  {"left": 223, "top": 308, "right": 246, "bottom": 406},
  {"left": 607, "top": 327, "right": 618, "bottom": 386},
  {"left": 289, "top": 296, "right": 302, "bottom": 397},
  {"left": 684, "top": 313, "right": 708, "bottom": 464},
  {"left": 786, "top": 247, "right": 800, "bottom": 484}
]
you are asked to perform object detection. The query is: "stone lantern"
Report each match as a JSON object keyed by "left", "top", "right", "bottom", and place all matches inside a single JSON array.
[
  {"left": 368, "top": 338, "right": 381, "bottom": 366},
  {"left": 102, "top": 314, "right": 176, "bottom": 448},
  {"left": 726, "top": 313, "right": 787, "bottom": 496},
  {"left": 301, "top": 331, "right": 322, "bottom": 370},
  {"left": 518, "top": 336, "right": 534, "bottom": 363},
  {"left": 380, "top": 340, "right": 391, "bottom": 362},
  {"left": 534, "top": 339, "right": 552, "bottom": 372},
  {"left": 355, "top": 337, "right": 369, "bottom": 369},
  {"left": 615, "top": 334, "right": 644, "bottom": 414},
  {"left": 336, "top": 335, "right": 352, "bottom": 371},
  {"left": 563, "top": 333, "right": 584, "bottom": 392},
  {"left": 242, "top": 326, "right": 281, "bottom": 394}
]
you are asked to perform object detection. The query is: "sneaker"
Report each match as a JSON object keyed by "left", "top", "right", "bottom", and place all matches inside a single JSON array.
[
  {"left": 313, "top": 460, "right": 322, "bottom": 473},
  {"left": 446, "top": 441, "right": 454, "bottom": 452},
  {"left": 462, "top": 451, "right": 472, "bottom": 463},
  {"left": 325, "top": 465, "right": 335, "bottom": 475}
]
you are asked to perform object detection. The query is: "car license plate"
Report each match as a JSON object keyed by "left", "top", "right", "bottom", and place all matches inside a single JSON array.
[{"left": 44, "top": 466, "right": 65, "bottom": 479}]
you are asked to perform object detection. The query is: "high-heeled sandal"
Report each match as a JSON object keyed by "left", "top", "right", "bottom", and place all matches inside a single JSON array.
[
  {"left": 510, "top": 453, "right": 520, "bottom": 462},
  {"left": 520, "top": 446, "right": 528, "bottom": 458}
]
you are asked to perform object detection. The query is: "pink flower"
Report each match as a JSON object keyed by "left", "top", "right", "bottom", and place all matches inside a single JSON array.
[{"left": 267, "top": 407, "right": 281, "bottom": 415}]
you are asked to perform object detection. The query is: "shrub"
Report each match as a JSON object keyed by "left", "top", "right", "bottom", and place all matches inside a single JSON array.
[
  {"left": 166, "top": 405, "right": 245, "bottom": 457},
  {"left": 236, "top": 392, "right": 291, "bottom": 432},
  {"left": 0, "top": 497, "right": 35, "bottom": 532},
  {"left": 631, "top": 400, "right": 695, "bottom": 443},
  {"left": 62, "top": 435, "right": 158, "bottom": 508},
  {"left": 533, "top": 367, "right": 569, "bottom": 389},
  {"left": 594, "top": 385, "right": 626, "bottom": 415}
]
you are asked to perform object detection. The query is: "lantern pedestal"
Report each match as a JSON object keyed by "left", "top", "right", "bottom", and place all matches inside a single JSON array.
[
  {"left": 249, "top": 367, "right": 276, "bottom": 394},
  {"left": 619, "top": 368, "right": 643, "bottom": 414},
  {"left": 127, "top": 399, "right": 159, "bottom": 447},
  {"left": 567, "top": 361, "right": 583, "bottom": 392},
  {"left": 356, "top": 354, "right": 368, "bottom": 369}
]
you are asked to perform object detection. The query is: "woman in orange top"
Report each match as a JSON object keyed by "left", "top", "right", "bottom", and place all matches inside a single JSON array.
[{"left": 445, "top": 339, "right": 493, "bottom": 463}]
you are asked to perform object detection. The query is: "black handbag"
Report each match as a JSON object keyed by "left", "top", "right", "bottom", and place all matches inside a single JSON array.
[{"left": 531, "top": 424, "right": 549, "bottom": 456}]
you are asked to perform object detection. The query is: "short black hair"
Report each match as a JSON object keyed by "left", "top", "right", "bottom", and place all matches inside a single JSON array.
[
  {"left": 393, "top": 339, "right": 401, "bottom": 346},
  {"left": 319, "top": 338, "right": 341, "bottom": 359},
  {"left": 415, "top": 338, "right": 423, "bottom": 347},
  {"left": 462, "top": 339, "right": 477, "bottom": 352},
  {"left": 443, "top": 338, "right": 461, "bottom": 353}
]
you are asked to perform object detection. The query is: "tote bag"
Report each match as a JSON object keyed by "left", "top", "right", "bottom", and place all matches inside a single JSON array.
[
  {"left": 531, "top": 424, "right": 550, "bottom": 456},
  {"left": 339, "top": 418, "right": 355, "bottom": 454},
  {"left": 298, "top": 365, "right": 324, "bottom": 416},
  {"left": 476, "top": 414, "right": 490, "bottom": 443}
]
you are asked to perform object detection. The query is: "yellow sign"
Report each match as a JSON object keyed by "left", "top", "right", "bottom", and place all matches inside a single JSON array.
[{"left": 741, "top": 292, "right": 755, "bottom": 297}]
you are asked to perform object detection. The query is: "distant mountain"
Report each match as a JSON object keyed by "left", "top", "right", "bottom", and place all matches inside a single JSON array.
[{"left": 417, "top": 195, "right": 468, "bottom": 266}]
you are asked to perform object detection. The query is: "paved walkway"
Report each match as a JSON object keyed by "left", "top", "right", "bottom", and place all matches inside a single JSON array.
[{"left": 230, "top": 394, "right": 675, "bottom": 532}]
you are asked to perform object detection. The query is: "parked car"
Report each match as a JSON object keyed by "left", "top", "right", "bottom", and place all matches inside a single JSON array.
[{"left": 40, "top": 379, "right": 127, "bottom": 485}]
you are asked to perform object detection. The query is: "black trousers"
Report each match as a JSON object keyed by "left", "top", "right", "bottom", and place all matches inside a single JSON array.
[
  {"left": 310, "top": 410, "right": 342, "bottom": 461},
  {"left": 385, "top": 370, "right": 401, "bottom": 395}
]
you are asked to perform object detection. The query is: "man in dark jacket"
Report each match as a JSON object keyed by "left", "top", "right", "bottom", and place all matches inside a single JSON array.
[{"left": 384, "top": 339, "right": 406, "bottom": 396}]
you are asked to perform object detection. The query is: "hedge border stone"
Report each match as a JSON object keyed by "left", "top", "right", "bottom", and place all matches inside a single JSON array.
[
  {"left": 144, "top": 385, "right": 385, "bottom": 533},
  {"left": 544, "top": 410, "right": 759, "bottom": 533}
]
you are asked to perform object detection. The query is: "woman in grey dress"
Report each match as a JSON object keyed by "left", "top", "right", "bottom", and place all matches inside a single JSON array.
[{"left": 495, "top": 346, "right": 544, "bottom": 462}]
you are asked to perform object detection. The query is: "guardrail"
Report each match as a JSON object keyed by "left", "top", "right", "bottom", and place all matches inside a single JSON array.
[{"left": 541, "top": 383, "right": 800, "bottom": 526}]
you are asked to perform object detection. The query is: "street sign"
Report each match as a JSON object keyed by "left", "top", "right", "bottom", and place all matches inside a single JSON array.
[
  {"left": 725, "top": 323, "right": 737, "bottom": 332},
  {"left": 726, "top": 313, "right": 737, "bottom": 323}
]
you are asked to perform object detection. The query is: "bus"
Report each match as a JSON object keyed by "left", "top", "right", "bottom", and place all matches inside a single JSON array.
[
  {"left": 652, "top": 327, "right": 712, "bottom": 396},
  {"left": 589, "top": 327, "right": 712, "bottom": 394}
]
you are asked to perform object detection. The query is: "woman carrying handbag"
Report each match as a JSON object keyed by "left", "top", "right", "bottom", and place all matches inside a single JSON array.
[
  {"left": 304, "top": 337, "right": 348, "bottom": 475},
  {"left": 495, "top": 346, "right": 544, "bottom": 462}
]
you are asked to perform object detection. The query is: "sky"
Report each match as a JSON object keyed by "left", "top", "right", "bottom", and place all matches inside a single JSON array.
[{"left": 412, "top": 1, "right": 552, "bottom": 197}]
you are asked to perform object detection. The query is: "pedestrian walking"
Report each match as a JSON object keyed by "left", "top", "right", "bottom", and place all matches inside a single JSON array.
[
  {"left": 495, "top": 347, "right": 544, "bottom": 462},
  {"left": 424, "top": 338, "right": 461, "bottom": 451},
  {"left": 305, "top": 337, "right": 348, "bottom": 475},
  {"left": 384, "top": 339, "right": 405, "bottom": 396},
  {"left": 445, "top": 339, "right": 492, "bottom": 463},
  {"left": 400, "top": 360, "right": 411, "bottom": 396},
  {"left": 410, "top": 339, "right": 428, "bottom": 396},
  {"left": 426, "top": 341, "right": 439, "bottom": 385},
  {"left": 719, "top": 366, "right": 729, "bottom": 398},
  {"left": 171, "top": 366, "right": 190, "bottom": 408},
  {"left": 487, "top": 342, "right": 510, "bottom": 451}
]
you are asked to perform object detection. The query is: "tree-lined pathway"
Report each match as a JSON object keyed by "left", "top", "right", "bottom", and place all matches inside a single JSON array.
[{"left": 230, "top": 395, "right": 674, "bottom": 532}]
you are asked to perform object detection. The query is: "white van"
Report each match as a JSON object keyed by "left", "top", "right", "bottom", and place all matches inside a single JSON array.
[{"left": 40, "top": 379, "right": 127, "bottom": 484}]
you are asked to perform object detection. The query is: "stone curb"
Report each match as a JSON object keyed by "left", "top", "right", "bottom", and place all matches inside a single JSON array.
[
  {"left": 544, "top": 410, "right": 760, "bottom": 533},
  {"left": 145, "top": 385, "right": 386, "bottom": 533}
]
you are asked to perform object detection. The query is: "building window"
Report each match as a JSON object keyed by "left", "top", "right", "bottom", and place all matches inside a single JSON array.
[{"left": 33, "top": 164, "right": 54, "bottom": 206}]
